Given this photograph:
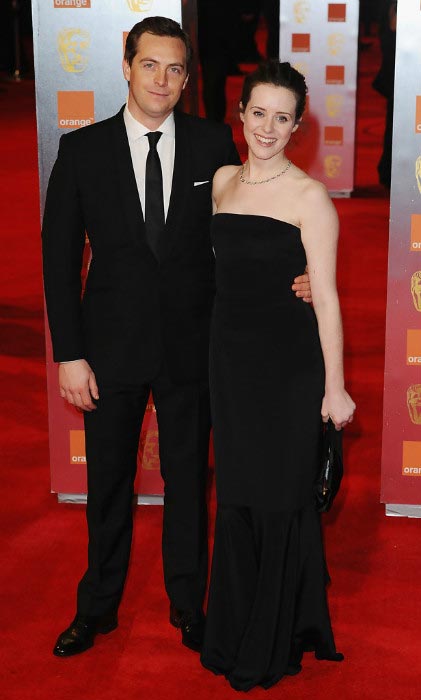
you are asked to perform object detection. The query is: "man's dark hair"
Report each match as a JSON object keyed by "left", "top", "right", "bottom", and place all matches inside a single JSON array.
[
  {"left": 240, "top": 60, "right": 307, "bottom": 122},
  {"left": 124, "top": 16, "right": 192, "bottom": 68}
]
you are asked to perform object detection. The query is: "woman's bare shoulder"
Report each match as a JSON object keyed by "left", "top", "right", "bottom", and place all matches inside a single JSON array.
[
  {"left": 213, "top": 164, "right": 241, "bottom": 186},
  {"left": 291, "top": 167, "right": 333, "bottom": 210}
]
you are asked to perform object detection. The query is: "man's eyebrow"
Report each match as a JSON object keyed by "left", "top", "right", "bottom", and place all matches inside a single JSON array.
[{"left": 138, "top": 57, "right": 185, "bottom": 68}]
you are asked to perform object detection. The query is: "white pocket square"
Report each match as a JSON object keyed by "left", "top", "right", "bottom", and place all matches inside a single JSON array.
[{"left": 194, "top": 180, "right": 210, "bottom": 186}]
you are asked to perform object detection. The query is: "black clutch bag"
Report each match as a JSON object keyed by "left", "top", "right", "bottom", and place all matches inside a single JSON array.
[{"left": 314, "top": 419, "right": 344, "bottom": 513}]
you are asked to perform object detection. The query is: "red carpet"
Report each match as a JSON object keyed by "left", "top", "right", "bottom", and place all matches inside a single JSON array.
[{"left": 1, "top": 37, "right": 421, "bottom": 699}]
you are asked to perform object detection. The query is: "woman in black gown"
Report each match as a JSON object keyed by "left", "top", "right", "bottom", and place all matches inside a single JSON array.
[{"left": 200, "top": 61, "right": 356, "bottom": 691}]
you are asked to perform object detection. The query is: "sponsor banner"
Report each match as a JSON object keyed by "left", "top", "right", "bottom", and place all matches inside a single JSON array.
[
  {"left": 381, "top": 3, "right": 421, "bottom": 507},
  {"left": 279, "top": 0, "right": 358, "bottom": 194},
  {"left": 32, "top": 0, "right": 183, "bottom": 498}
]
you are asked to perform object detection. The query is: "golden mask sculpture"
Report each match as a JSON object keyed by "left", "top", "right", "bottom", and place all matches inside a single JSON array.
[
  {"left": 292, "top": 61, "right": 308, "bottom": 77},
  {"left": 293, "top": 1, "right": 310, "bottom": 23},
  {"left": 324, "top": 155, "right": 342, "bottom": 179},
  {"left": 411, "top": 271, "right": 421, "bottom": 312},
  {"left": 57, "top": 28, "right": 90, "bottom": 73},
  {"left": 326, "top": 94, "right": 344, "bottom": 118},
  {"left": 327, "top": 33, "right": 345, "bottom": 56},
  {"left": 407, "top": 385, "right": 421, "bottom": 425},
  {"left": 126, "top": 0, "right": 154, "bottom": 12},
  {"left": 415, "top": 156, "right": 421, "bottom": 194}
]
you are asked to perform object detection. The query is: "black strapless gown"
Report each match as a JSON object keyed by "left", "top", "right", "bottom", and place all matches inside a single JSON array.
[{"left": 200, "top": 214, "right": 343, "bottom": 691}]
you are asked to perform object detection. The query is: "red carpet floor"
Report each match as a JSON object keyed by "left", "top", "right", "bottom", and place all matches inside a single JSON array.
[{"left": 1, "top": 38, "right": 421, "bottom": 700}]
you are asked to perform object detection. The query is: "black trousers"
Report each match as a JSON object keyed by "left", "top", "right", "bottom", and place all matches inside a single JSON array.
[{"left": 77, "top": 364, "right": 211, "bottom": 617}]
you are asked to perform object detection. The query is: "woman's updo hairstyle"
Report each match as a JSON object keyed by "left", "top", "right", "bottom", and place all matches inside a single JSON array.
[{"left": 240, "top": 60, "right": 308, "bottom": 123}]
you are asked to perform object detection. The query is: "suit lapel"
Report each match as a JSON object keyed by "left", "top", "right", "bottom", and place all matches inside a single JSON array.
[
  {"left": 110, "top": 108, "right": 149, "bottom": 250},
  {"left": 160, "top": 110, "right": 192, "bottom": 260}
]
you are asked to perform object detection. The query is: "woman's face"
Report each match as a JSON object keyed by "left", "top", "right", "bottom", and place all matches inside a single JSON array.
[{"left": 240, "top": 83, "right": 299, "bottom": 161}]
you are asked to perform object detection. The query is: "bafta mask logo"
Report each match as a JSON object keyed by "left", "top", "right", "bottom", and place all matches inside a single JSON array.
[
  {"left": 126, "top": 0, "right": 154, "bottom": 11},
  {"left": 292, "top": 61, "right": 308, "bottom": 77},
  {"left": 328, "top": 33, "right": 345, "bottom": 56},
  {"left": 411, "top": 271, "right": 421, "bottom": 311},
  {"left": 57, "top": 28, "right": 90, "bottom": 73},
  {"left": 326, "top": 94, "right": 344, "bottom": 118},
  {"left": 407, "top": 385, "right": 421, "bottom": 425},
  {"left": 139, "top": 430, "right": 160, "bottom": 470},
  {"left": 416, "top": 156, "right": 421, "bottom": 194},
  {"left": 293, "top": 0, "right": 310, "bottom": 23},
  {"left": 324, "top": 155, "right": 342, "bottom": 178}
]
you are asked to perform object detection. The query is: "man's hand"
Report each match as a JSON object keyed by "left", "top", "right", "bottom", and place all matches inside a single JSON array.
[
  {"left": 292, "top": 266, "right": 312, "bottom": 303},
  {"left": 59, "top": 359, "right": 99, "bottom": 412}
]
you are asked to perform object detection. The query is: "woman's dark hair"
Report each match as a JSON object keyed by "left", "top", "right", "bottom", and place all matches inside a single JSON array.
[
  {"left": 240, "top": 60, "right": 307, "bottom": 122},
  {"left": 124, "top": 16, "right": 192, "bottom": 68}
]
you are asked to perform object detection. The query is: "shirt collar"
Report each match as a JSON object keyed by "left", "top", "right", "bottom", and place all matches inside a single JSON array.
[{"left": 123, "top": 103, "right": 175, "bottom": 142}]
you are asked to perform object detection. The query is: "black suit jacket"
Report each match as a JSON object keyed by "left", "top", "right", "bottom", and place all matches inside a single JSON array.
[{"left": 42, "top": 108, "right": 240, "bottom": 386}]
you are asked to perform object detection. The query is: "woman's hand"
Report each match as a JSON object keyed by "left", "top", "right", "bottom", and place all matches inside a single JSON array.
[{"left": 321, "top": 390, "right": 356, "bottom": 430}]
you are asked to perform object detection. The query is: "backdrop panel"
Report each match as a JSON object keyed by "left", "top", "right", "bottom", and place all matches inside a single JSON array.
[
  {"left": 33, "top": 0, "right": 184, "bottom": 500},
  {"left": 381, "top": 1, "right": 421, "bottom": 515},
  {"left": 279, "top": 1, "right": 358, "bottom": 195}
]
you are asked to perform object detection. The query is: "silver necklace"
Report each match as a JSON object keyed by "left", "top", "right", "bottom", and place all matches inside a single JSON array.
[{"left": 239, "top": 159, "right": 292, "bottom": 185}]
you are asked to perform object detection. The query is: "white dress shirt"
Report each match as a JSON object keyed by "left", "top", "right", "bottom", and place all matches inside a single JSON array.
[{"left": 123, "top": 104, "right": 175, "bottom": 220}]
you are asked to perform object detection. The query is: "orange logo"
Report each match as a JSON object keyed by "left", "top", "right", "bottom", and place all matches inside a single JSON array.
[
  {"left": 324, "top": 126, "right": 343, "bottom": 146},
  {"left": 402, "top": 441, "right": 421, "bottom": 476},
  {"left": 70, "top": 430, "right": 86, "bottom": 465},
  {"left": 54, "top": 0, "right": 91, "bottom": 7},
  {"left": 416, "top": 96, "right": 421, "bottom": 134},
  {"left": 411, "top": 214, "right": 421, "bottom": 251},
  {"left": 291, "top": 33, "right": 311, "bottom": 52},
  {"left": 328, "top": 3, "right": 346, "bottom": 21},
  {"left": 57, "top": 91, "right": 94, "bottom": 129},
  {"left": 326, "top": 65, "right": 345, "bottom": 84},
  {"left": 407, "top": 329, "right": 421, "bottom": 365}
]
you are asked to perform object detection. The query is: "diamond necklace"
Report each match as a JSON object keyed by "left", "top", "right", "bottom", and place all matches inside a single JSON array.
[{"left": 239, "top": 159, "right": 292, "bottom": 185}]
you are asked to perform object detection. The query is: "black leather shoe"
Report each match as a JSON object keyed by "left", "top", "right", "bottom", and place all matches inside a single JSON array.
[
  {"left": 53, "top": 613, "right": 118, "bottom": 657},
  {"left": 169, "top": 605, "right": 205, "bottom": 652}
]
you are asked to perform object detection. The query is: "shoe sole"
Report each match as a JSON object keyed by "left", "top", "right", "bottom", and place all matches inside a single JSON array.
[{"left": 53, "top": 639, "right": 94, "bottom": 658}]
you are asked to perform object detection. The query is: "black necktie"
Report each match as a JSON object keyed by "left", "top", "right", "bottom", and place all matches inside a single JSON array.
[{"left": 145, "top": 131, "right": 164, "bottom": 259}]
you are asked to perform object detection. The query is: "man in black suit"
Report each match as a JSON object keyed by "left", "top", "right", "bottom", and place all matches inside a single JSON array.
[
  {"left": 43, "top": 16, "right": 310, "bottom": 658},
  {"left": 43, "top": 16, "right": 240, "bottom": 658}
]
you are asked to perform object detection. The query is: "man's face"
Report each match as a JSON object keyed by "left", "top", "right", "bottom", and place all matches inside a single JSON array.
[{"left": 122, "top": 32, "right": 188, "bottom": 129}]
